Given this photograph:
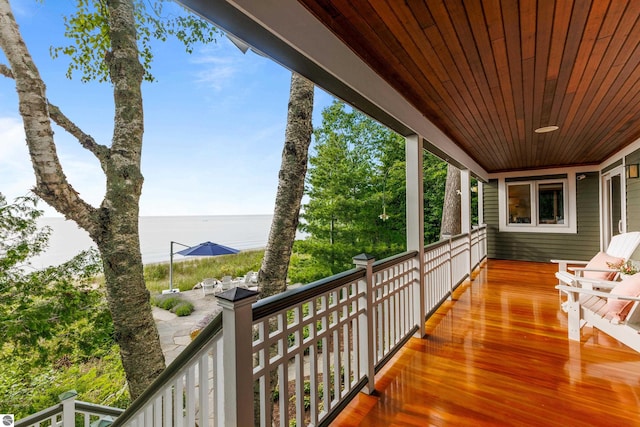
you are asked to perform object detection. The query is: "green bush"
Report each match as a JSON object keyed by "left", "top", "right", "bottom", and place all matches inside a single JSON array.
[
  {"left": 172, "top": 301, "right": 194, "bottom": 316},
  {"left": 151, "top": 295, "right": 194, "bottom": 316},
  {"left": 152, "top": 294, "right": 181, "bottom": 311}
]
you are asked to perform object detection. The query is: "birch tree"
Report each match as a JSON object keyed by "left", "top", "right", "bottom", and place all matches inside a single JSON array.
[
  {"left": 440, "top": 164, "right": 461, "bottom": 238},
  {"left": 258, "top": 73, "right": 314, "bottom": 298},
  {"left": 0, "top": 0, "right": 215, "bottom": 399}
]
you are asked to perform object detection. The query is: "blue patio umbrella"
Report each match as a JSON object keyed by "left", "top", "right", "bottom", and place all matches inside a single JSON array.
[
  {"left": 166, "top": 241, "right": 240, "bottom": 293},
  {"left": 176, "top": 241, "right": 240, "bottom": 257}
]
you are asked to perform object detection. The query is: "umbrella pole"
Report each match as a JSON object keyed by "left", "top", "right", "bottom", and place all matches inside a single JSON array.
[
  {"left": 164, "top": 241, "right": 192, "bottom": 294},
  {"left": 169, "top": 241, "right": 174, "bottom": 291}
]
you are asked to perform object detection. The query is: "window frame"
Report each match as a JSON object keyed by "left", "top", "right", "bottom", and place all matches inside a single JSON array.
[{"left": 498, "top": 174, "right": 576, "bottom": 233}]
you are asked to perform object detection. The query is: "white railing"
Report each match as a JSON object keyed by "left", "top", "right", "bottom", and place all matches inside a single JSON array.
[
  {"left": 252, "top": 268, "right": 367, "bottom": 427},
  {"left": 371, "top": 252, "right": 419, "bottom": 367},
  {"left": 15, "top": 393, "right": 123, "bottom": 427},
  {"left": 471, "top": 225, "right": 487, "bottom": 268},
  {"left": 111, "top": 314, "right": 225, "bottom": 427},
  {"left": 111, "top": 226, "right": 487, "bottom": 427}
]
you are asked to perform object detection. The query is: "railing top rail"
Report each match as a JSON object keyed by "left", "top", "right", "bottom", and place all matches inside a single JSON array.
[
  {"left": 15, "top": 403, "right": 62, "bottom": 427},
  {"left": 75, "top": 401, "right": 124, "bottom": 416},
  {"left": 15, "top": 400, "right": 123, "bottom": 427},
  {"left": 428, "top": 225, "right": 487, "bottom": 247},
  {"left": 253, "top": 267, "right": 365, "bottom": 321},
  {"left": 372, "top": 250, "right": 417, "bottom": 272},
  {"left": 111, "top": 313, "right": 224, "bottom": 426}
]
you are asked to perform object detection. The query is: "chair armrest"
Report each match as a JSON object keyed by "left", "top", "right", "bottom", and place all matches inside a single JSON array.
[
  {"left": 569, "top": 267, "right": 617, "bottom": 273},
  {"left": 551, "top": 259, "right": 589, "bottom": 275},
  {"left": 567, "top": 276, "right": 620, "bottom": 289},
  {"left": 550, "top": 259, "right": 589, "bottom": 265},
  {"left": 568, "top": 267, "right": 619, "bottom": 278},
  {"left": 556, "top": 284, "right": 640, "bottom": 302},
  {"left": 555, "top": 271, "right": 619, "bottom": 289}
]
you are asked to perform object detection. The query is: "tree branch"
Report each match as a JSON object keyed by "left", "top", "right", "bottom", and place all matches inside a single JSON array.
[
  {"left": 0, "top": 62, "right": 12, "bottom": 78},
  {"left": 1, "top": 62, "right": 109, "bottom": 165},
  {"left": 47, "top": 103, "right": 110, "bottom": 165},
  {"left": 0, "top": 0, "right": 96, "bottom": 231}
]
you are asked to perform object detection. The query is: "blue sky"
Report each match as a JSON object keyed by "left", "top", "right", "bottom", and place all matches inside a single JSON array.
[{"left": 0, "top": 1, "right": 335, "bottom": 216}]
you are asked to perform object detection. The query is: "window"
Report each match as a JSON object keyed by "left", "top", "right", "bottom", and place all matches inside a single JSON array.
[
  {"left": 499, "top": 175, "right": 575, "bottom": 233},
  {"left": 538, "top": 182, "right": 564, "bottom": 224},
  {"left": 507, "top": 183, "right": 531, "bottom": 224}
]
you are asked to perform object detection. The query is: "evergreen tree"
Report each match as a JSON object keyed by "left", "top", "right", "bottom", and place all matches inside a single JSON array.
[
  {"left": 295, "top": 102, "right": 406, "bottom": 281},
  {"left": 291, "top": 102, "right": 450, "bottom": 283}
]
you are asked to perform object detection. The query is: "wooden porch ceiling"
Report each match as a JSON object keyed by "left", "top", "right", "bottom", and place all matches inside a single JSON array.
[{"left": 298, "top": 0, "right": 640, "bottom": 173}]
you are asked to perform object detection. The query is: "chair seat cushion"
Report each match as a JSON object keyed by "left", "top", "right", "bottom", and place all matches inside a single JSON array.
[
  {"left": 606, "top": 274, "right": 640, "bottom": 322},
  {"left": 583, "top": 251, "right": 623, "bottom": 280}
]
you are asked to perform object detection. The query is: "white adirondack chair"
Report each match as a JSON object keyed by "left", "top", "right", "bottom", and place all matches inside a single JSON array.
[
  {"left": 556, "top": 277, "right": 640, "bottom": 352},
  {"left": 200, "top": 278, "right": 221, "bottom": 295},
  {"left": 553, "top": 231, "right": 640, "bottom": 290},
  {"left": 219, "top": 275, "right": 234, "bottom": 291}
]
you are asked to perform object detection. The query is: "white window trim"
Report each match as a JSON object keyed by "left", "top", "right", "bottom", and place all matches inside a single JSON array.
[{"left": 498, "top": 173, "right": 577, "bottom": 233}]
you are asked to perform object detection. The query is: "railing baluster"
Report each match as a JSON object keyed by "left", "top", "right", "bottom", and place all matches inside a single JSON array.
[
  {"left": 198, "top": 351, "right": 209, "bottom": 426},
  {"left": 163, "top": 387, "right": 172, "bottom": 427},
  {"left": 144, "top": 405, "right": 152, "bottom": 427},
  {"left": 152, "top": 395, "right": 161, "bottom": 427},
  {"left": 185, "top": 364, "right": 196, "bottom": 427},
  {"left": 214, "top": 337, "right": 224, "bottom": 427},
  {"left": 173, "top": 378, "right": 183, "bottom": 427}
]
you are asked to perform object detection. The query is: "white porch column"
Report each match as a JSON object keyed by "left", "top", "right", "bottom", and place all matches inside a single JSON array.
[
  {"left": 477, "top": 181, "right": 484, "bottom": 226},
  {"left": 216, "top": 288, "right": 259, "bottom": 427},
  {"left": 354, "top": 253, "right": 376, "bottom": 394},
  {"left": 406, "top": 134, "right": 425, "bottom": 337}
]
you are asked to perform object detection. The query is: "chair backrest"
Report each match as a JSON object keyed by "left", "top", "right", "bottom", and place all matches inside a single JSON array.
[
  {"left": 607, "top": 232, "right": 640, "bottom": 258},
  {"left": 221, "top": 275, "right": 232, "bottom": 283}
]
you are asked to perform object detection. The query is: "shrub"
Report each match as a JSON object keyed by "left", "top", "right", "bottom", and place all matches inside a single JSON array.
[
  {"left": 172, "top": 301, "right": 194, "bottom": 317},
  {"left": 152, "top": 294, "right": 181, "bottom": 311}
]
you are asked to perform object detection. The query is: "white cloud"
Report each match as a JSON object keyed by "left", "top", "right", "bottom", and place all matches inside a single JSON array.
[
  {"left": 0, "top": 116, "right": 26, "bottom": 163},
  {"left": 0, "top": 115, "right": 105, "bottom": 215},
  {"left": 191, "top": 45, "right": 241, "bottom": 91},
  {"left": 0, "top": 116, "right": 36, "bottom": 200}
]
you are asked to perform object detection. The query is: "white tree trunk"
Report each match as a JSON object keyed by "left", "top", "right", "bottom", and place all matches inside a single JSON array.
[
  {"left": 258, "top": 73, "right": 314, "bottom": 298},
  {"left": 440, "top": 164, "right": 461, "bottom": 238},
  {"left": 0, "top": 0, "right": 165, "bottom": 399}
]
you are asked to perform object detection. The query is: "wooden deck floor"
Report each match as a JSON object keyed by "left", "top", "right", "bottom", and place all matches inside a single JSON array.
[{"left": 331, "top": 259, "right": 640, "bottom": 426}]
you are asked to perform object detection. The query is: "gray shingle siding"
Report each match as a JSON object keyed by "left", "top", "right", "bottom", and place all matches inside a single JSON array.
[
  {"left": 626, "top": 149, "right": 640, "bottom": 231},
  {"left": 484, "top": 173, "right": 600, "bottom": 262}
]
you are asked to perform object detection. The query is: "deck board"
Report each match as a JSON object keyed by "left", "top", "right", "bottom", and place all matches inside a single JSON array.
[{"left": 331, "top": 259, "right": 640, "bottom": 426}]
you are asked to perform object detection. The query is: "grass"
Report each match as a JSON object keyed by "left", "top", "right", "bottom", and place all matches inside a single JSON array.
[{"left": 144, "top": 249, "right": 264, "bottom": 294}]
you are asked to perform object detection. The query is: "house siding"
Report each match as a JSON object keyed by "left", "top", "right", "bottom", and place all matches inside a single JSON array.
[
  {"left": 484, "top": 173, "right": 600, "bottom": 262},
  {"left": 626, "top": 149, "right": 640, "bottom": 232}
]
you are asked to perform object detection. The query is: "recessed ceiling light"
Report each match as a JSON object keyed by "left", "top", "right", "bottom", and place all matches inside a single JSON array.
[{"left": 534, "top": 125, "right": 559, "bottom": 133}]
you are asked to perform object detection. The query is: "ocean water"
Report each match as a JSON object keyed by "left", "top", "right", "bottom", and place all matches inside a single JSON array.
[{"left": 32, "top": 215, "right": 274, "bottom": 268}]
